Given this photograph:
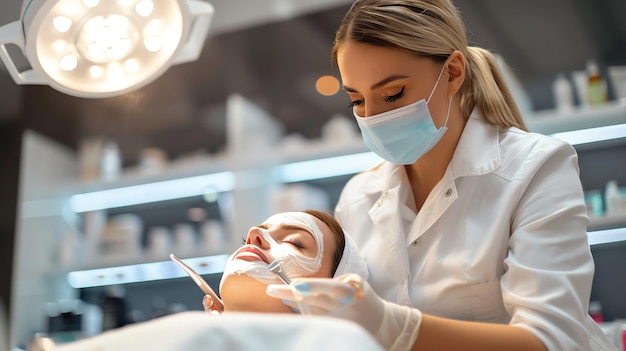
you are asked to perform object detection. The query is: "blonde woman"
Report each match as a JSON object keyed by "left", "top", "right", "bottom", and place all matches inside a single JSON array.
[{"left": 267, "top": 1, "right": 617, "bottom": 350}]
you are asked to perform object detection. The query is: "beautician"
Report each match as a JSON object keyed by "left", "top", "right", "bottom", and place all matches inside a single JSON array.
[{"left": 266, "top": 0, "right": 617, "bottom": 350}]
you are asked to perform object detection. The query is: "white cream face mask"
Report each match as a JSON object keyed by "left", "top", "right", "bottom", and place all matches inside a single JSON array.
[{"left": 221, "top": 212, "right": 325, "bottom": 286}]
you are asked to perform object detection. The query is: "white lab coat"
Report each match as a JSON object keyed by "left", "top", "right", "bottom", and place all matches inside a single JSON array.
[{"left": 335, "top": 110, "right": 617, "bottom": 350}]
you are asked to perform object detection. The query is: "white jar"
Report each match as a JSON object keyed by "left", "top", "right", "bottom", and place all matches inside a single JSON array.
[
  {"left": 201, "top": 220, "right": 226, "bottom": 254},
  {"left": 605, "top": 180, "right": 624, "bottom": 216},
  {"left": 100, "top": 141, "right": 122, "bottom": 181},
  {"left": 552, "top": 73, "right": 575, "bottom": 113}
]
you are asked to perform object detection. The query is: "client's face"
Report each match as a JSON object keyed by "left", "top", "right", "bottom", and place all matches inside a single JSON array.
[{"left": 219, "top": 212, "right": 337, "bottom": 313}]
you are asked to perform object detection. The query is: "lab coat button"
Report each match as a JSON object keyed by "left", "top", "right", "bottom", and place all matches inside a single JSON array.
[
  {"left": 445, "top": 188, "right": 453, "bottom": 197},
  {"left": 376, "top": 200, "right": 383, "bottom": 207},
  {"left": 411, "top": 240, "right": 418, "bottom": 246}
]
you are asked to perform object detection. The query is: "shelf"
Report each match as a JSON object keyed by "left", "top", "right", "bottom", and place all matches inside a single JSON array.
[
  {"left": 69, "top": 140, "right": 381, "bottom": 212},
  {"left": 587, "top": 214, "right": 626, "bottom": 246},
  {"left": 587, "top": 227, "right": 626, "bottom": 246},
  {"left": 525, "top": 101, "right": 626, "bottom": 135},
  {"left": 66, "top": 254, "right": 229, "bottom": 289},
  {"left": 76, "top": 139, "right": 371, "bottom": 192},
  {"left": 588, "top": 213, "right": 626, "bottom": 232},
  {"left": 524, "top": 102, "right": 626, "bottom": 149}
]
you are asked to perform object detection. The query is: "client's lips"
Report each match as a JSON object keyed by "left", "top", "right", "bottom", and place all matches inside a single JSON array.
[{"left": 233, "top": 245, "right": 269, "bottom": 263}]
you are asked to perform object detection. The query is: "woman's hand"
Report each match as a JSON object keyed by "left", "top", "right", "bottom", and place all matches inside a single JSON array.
[
  {"left": 202, "top": 294, "right": 222, "bottom": 315},
  {"left": 266, "top": 273, "right": 422, "bottom": 351}
]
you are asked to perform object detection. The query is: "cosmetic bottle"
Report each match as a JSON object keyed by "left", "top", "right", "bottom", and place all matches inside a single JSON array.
[
  {"left": 587, "top": 61, "right": 608, "bottom": 106},
  {"left": 100, "top": 141, "right": 121, "bottom": 182},
  {"left": 553, "top": 73, "right": 575, "bottom": 113},
  {"left": 605, "top": 180, "right": 623, "bottom": 216}
]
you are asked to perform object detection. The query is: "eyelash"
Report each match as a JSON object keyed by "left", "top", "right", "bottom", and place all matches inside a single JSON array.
[
  {"left": 348, "top": 86, "right": 406, "bottom": 108},
  {"left": 283, "top": 240, "right": 304, "bottom": 249},
  {"left": 242, "top": 234, "right": 305, "bottom": 250},
  {"left": 385, "top": 86, "right": 405, "bottom": 103}
]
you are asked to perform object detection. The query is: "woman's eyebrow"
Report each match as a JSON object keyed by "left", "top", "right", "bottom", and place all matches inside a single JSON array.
[
  {"left": 342, "top": 74, "right": 409, "bottom": 93},
  {"left": 280, "top": 224, "right": 315, "bottom": 239}
]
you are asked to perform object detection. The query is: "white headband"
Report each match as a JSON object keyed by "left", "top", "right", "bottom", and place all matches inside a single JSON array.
[{"left": 333, "top": 231, "right": 369, "bottom": 280}]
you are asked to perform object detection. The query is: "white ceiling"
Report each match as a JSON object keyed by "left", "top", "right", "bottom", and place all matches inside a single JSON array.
[{"left": 0, "top": 0, "right": 625, "bottom": 164}]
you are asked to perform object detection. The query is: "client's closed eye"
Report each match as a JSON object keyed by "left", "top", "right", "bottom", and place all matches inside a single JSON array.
[{"left": 282, "top": 239, "right": 305, "bottom": 249}]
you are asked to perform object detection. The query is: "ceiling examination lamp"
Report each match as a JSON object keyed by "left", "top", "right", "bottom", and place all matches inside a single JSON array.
[{"left": 0, "top": 0, "right": 214, "bottom": 98}]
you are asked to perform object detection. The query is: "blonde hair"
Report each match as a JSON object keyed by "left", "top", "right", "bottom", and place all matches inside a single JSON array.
[{"left": 332, "top": 0, "right": 527, "bottom": 131}]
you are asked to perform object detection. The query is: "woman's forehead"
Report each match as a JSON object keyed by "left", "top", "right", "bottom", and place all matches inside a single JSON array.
[
  {"left": 337, "top": 42, "right": 426, "bottom": 87},
  {"left": 264, "top": 212, "right": 323, "bottom": 241}
]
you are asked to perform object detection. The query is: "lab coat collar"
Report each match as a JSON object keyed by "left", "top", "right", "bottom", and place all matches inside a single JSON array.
[{"left": 450, "top": 109, "right": 503, "bottom": 179}]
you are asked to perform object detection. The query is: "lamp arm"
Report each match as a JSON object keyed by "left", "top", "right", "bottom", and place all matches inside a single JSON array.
[
  {"left": 0, "top": 20, "right": 46, "bottom": 85},
  {"left": 170, "top": 0, "right": 215, "bottom": 65}
]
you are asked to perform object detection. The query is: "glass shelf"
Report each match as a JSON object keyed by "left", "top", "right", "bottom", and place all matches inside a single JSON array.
[
  {"left": 525, "top": 101, "right": 626, "bottom": 135},
  {"left": 69, "top": 140, "right": 381, "bottom": 212},
  {"left": 588, "top": 213, "right": 626, "bottom": 232},
  {"left": 66, "top": 254, "right": 229, "bottom": 289}
]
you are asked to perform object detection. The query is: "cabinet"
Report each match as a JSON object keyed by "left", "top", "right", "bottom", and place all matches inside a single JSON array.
[{"left": 10, "top": 99, "right": 626, "bottom": 348}]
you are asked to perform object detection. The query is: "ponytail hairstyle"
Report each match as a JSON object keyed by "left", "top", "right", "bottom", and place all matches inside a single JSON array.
[{"left": 332, "top": 0, "right": 528, "bottom": 131}]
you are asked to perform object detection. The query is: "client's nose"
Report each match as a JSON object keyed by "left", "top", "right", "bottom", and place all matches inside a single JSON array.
[{"left": 246, "top": 228, "right": 270, "bottom": 248}]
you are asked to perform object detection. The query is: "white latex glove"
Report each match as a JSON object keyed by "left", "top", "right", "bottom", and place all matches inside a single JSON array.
[{"left": 266, "top": 273, "right": 422, "bottom": 351}]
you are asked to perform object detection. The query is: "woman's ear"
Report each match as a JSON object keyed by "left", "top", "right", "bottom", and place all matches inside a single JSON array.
[{"left": 445, "top": 50, "right": 465, "bottom": 97}]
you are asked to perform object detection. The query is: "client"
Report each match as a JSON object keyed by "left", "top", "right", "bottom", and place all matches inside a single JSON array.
[
  {"left": 203, "top": 209, "right": 368, "bottom": 313},
  {"left": 38, "top": 211, "right": 378, "bottom": 351}
]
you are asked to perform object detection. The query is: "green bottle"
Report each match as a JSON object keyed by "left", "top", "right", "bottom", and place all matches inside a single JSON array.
[{"left": 587, "top": 61, "right": 607, "bottom": 106}]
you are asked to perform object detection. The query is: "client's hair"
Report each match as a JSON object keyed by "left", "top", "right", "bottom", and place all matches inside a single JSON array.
[{"left": 302, "top": 210, "right": 345, "bottom": 276}]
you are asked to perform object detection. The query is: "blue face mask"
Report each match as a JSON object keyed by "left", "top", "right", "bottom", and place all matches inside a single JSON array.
[{"left": 354, "top": 66, "right": 451, "bottom": 165}]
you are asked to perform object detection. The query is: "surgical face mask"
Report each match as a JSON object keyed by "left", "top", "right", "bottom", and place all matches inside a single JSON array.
[
  {"left": 221, "top": 212, "right": 324, "bottom": 286},
  {"left": 354, "top": 66, "right": 452, "bottom": 165}
]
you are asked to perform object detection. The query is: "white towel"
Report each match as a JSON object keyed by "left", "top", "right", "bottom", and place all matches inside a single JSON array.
[{"left": 56, "top": 311, "right": 384, "bottom": 351}]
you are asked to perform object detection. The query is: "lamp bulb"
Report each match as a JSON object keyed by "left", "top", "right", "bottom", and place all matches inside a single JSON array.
[
  {"left": 59, "top": 55, "right": 78, "bottom": 71},
  {"left": 53, "top": 16, "right": 72, "bottom": 33}
]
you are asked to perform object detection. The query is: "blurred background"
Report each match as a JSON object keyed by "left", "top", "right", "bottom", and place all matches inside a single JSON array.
[
  {"left": 1, "top": 0, "right": 625, "bottom": 349},
  {"left": 1, "top": 0, "right": 625, "bottom": 163}
]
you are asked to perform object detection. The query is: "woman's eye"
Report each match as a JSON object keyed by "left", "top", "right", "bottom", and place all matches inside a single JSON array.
[
  {"left": 384, "top": 86, "right": 405, "bottom": 103},
  {"left": 347, "top": 99, "right": 363, "bottom": 108},
  {"left": 283, "top": 240, "right": 305, "bottom": 250}
]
